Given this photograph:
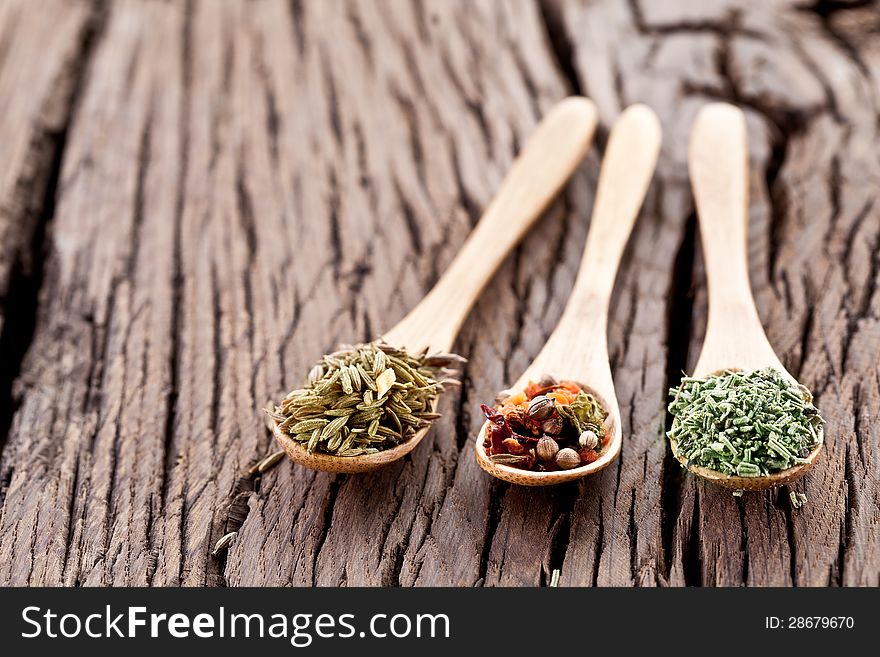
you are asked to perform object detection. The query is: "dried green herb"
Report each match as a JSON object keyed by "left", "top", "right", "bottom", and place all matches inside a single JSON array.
[
  {"left": 667, "top": 368, "right": 824, "bottom": 477},
  {"left": 557, "top": 390, "right": 606, "bottom": 437},
  {"left": 270, "top": 341, "right": 463, "bottom": 456}
]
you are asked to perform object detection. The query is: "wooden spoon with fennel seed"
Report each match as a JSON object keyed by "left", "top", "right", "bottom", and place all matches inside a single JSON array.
[
  {"left": 272, "top": 97, "right": 599, "bottom": 474},
  {"left": 475, "top": 104, "right": 662, "bottom": 486}
]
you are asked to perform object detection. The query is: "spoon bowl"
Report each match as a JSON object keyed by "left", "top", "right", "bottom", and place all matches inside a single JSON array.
[
  {"left": 274, "top": 400, "right": 438, "bottom": 473},
  {"left": 668, "top": 370, "right": 823, "bottom": 491},
  {"left": 474, "top": 104, "right": 662, "bottom": 485},
  {"left": 272, "top": 97, "right": 599, "bottom": 473},
  {"left": 475, "top": 380, "right": 621, "bottom": 485},
  {"left": 670, "top": 439, "right": 823, "bottom": 491},
  {"left": 677, "top": 103, "right": 824, "bottom": 491}
]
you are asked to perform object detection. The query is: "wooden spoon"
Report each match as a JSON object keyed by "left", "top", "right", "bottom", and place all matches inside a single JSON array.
[
  {"left": 274, "top": 96, "right": 599, "bottom": 473},
  {"left": 475, "top": 104, "right": 662, "bottom": 486},
  {"left": 669, "top": 102, "right": 824, "bottom": 491}
]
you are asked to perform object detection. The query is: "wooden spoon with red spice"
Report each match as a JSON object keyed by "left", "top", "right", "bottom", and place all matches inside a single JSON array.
[{"left": 475, "top": 104, "right": 662, "bottom": 486}]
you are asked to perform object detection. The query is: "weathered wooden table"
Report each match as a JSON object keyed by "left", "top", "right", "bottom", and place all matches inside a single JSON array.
[{"left": 0, "top": 0, "right": 877, "bottom": 587}]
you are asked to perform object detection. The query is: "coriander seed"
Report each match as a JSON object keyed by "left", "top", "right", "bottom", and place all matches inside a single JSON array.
[{"left": 556, "top": 448, "right": 581, "bottom": 470}]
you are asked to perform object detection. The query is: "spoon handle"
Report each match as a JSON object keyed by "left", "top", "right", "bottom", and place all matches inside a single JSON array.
[
  {"left": 383, "top": 97, "right": 598, "bottom": 354},
  {"left": 519, "top": 104, "right": 661, "bottom": 385},
  {"left": 689, "top": 103, "right": 785, "bottom": 377},
  {"left": 568, "top": 104, "right": 662, "bottom": 317}
]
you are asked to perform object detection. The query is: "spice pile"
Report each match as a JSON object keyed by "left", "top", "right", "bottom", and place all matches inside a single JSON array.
[
  {"left": 667, "top": 368, "right": 824, "bottom": 477},
  {"left": 269, "top": 341, "right": 463, "bottom": 456},
  {"left": 481, "top": 377, "right": 608, "bottom": 471}
]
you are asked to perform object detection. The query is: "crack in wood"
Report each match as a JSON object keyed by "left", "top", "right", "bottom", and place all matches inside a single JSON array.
[
  {"left": 628, "top": 0, "right": 765, "bottom": 39},
  {"left": 321, "top": 49, "right": 343, "bottom": 148},
  {"left": 737, "top": 497, "right": 749, "bottom": 584},
  {"left": 544, "top": 485, "right": 574, "bottom": 586},
  {"left": 253, "top": 36, "right": 281, "bottom": 170},
  {"left": 685, "top": 488, "right": 702, "bottom": 585},
  {"left": 446, "top": 135, "right": 481, "bottom": 228},
  {"left": 312, "top": 474, "right": 344, "bottom": 587},
  {"left": 537, "top": 0, "right": 583, "bottom": 96},
  {"left": 378, "top": 472, "right": 410, "bottom": 587},
  {"left": 838, "top": 440, "right": 856, "bottom": 585},
  {"left": 346, "top": 2, "right": 373, "bottom": 73},
  {"left": 149, "top": 0, "right": 192, "bottom": 588},
  {"left": 392, "top": 87, "right": 429, "bottom": 200},
  {"left": 393, "top": 178, "right": 425, "bottom": 257},
  {"left": 783, "top": 493, "right": 799, "bottom": 586},
  {"left": 662, "top": 200, "right": 701, "bottom": 586},
  {"left": 764, "top": 121, "right": 795, "bottom": 287},
  {"left": 288, "top": 0, "right": 306, "bottom": 56},
  {"left": 628, "top": 488, "right": 639, "bottom": 582},
  {"left": 590, "top": 506, "right": 604, "bottom": 586},
  {"left": 802, "top": 0, "right": 874, "bottom": 75},
  {"left": 326, "top": 167, "right": 343, "bottom": 281},
  {"left": 477, "top": 477, "right": 506, "bottom": 586},
  {"left": 0, "top": 2, "right": 104, "bottom": 458}
]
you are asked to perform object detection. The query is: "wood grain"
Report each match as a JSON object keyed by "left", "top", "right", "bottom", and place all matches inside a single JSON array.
[{"left": 0, "top": 0, "right": 877, "bottom": 587}]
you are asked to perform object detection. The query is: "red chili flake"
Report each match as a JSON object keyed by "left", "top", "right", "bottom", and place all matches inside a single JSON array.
[
  {"left": 580, "top": 448, "right": 600, "bottom": 464},
  {"left": 481, "top": 404, "right": 508, "bottom": 429},
  {"left": 481, "top": 404, "right": 512, "bottom": 455},
  {"left": 484, "top": 426, "right": 501, "bottom": 455},
  {"left": 502, "top": 438, "right": 527, "bottom": 454},
  {"left": 524, "top": 380, "right": 567, "bottom": 400},
  {"left": 481, "top": 405, "right": 511, "bottom": 436},
  {"left": 505, "top": 407, "right": 543, "bottom": 436},
  {"left": 524, "top": 381, "right": 543, "bottom": 399}
]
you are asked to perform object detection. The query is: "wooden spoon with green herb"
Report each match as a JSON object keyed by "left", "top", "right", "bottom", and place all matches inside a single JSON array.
[
  {"left": 669, "top": 102, "right": 824, "bottom": 491},
  {"left": 475, "top": 104, "right": 662, "bottom": 486},
  {"left": 273, "top": 97, "right": 599, "bottom": 473}
]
